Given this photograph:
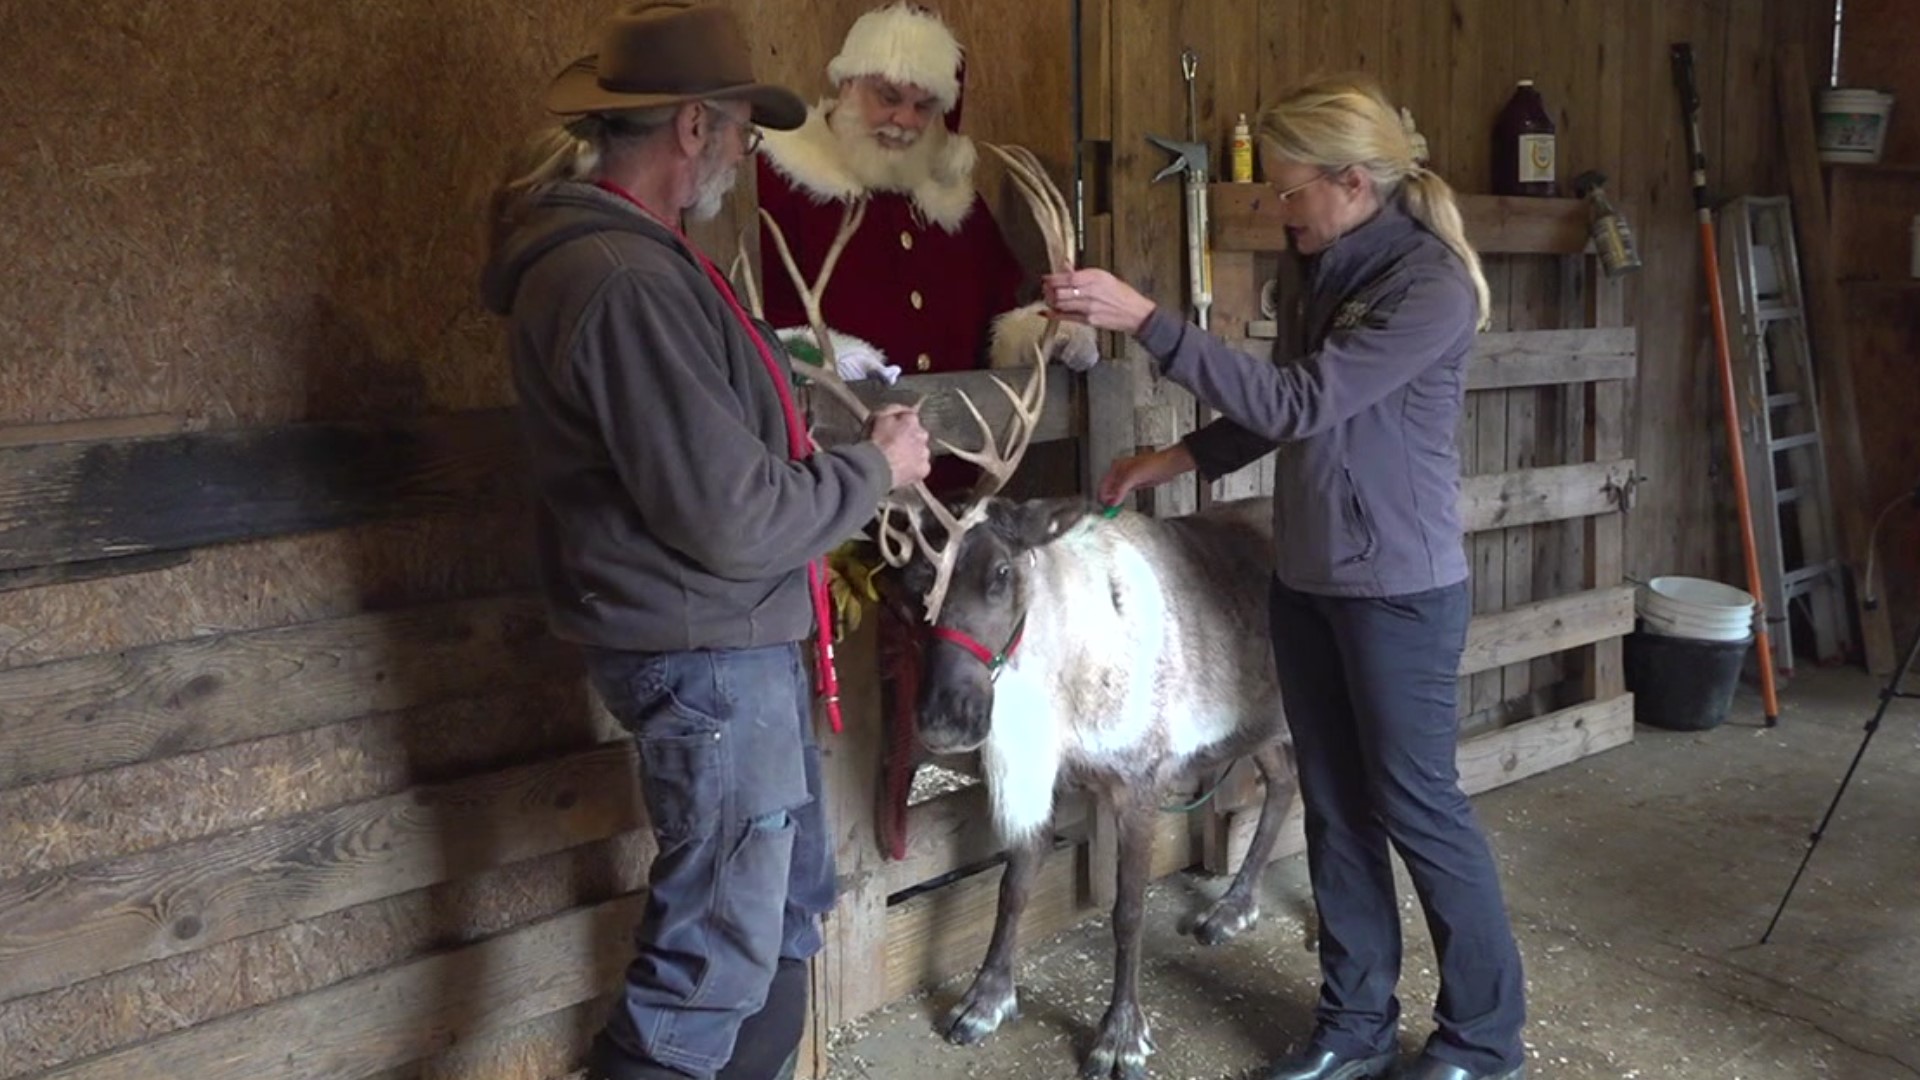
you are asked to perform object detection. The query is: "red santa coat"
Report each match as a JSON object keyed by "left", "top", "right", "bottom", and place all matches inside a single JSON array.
[{"left": 755, "top": 106, "right": 1028, "bottom": 377}]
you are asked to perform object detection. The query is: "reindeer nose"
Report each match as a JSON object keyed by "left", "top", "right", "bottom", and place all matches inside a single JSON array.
[{"left": 919, "top": 684, "right": 991, "bottom": 753}]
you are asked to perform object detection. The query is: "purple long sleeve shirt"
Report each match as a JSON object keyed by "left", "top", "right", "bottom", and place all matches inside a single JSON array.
[{"left": 1136, "top": 201, "right": 1478, "bottom": 598}]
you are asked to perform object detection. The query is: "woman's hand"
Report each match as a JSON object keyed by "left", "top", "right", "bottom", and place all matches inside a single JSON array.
[
  {"left": 1099, "top": 444, "right": 1197, "bottom": 507},
  {"left": 1043, "top": 269, "right": 1158, "bottom": 336}
]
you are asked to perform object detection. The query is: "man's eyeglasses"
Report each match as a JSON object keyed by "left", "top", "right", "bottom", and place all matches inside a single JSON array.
[{"left": 707, "top": 103, "right": 762, "bottom": 155}]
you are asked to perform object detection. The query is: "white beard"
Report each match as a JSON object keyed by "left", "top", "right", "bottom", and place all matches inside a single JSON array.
[
  {"left": 825, "top": 105, "right": 948, "bottom": 195},
  {"left": 687, "top": 156, "right": 737, "bottom": 223}
]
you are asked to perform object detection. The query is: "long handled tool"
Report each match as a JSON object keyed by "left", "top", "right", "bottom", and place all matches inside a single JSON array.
[{"left": 1672, "top": 42, "right": 1780, "bottom": 725}]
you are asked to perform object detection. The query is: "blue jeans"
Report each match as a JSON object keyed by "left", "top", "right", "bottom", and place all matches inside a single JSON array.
[
  {"left": 585, "top": 642, "right": 837, "bottom": 1077},
  {"left": 1268, "top": 577, "right": 1527, "bottom": 1074}
]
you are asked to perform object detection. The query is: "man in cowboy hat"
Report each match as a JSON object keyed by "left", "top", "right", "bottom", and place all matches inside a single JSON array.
[{"left": 480, "top": 4, "right": 932, "bottom": 1078}]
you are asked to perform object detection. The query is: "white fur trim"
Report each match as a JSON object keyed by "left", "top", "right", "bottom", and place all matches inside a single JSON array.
[
  {"left": 989, "top": 302, "right": 1102, "bottom": 371},
  {"left": 827, "top": 3, "right": 963, "bottom": 111},
  {"left": 760, "top": 103, "right": 979, "bottom": 233}
]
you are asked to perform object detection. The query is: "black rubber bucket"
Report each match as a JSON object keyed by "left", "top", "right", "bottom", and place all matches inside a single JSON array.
[{"left": 1624, "top": 625, "right": 1752, "bottom": 731}]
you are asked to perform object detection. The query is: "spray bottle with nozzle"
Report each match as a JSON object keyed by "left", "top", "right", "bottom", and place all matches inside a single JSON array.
[{"left": 1574, "top": 169, "right": 1643, "bottom": 277}]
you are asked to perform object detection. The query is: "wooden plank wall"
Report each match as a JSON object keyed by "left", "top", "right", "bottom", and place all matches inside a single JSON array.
[
  {"left": 1824, "top": 0, "right": 1920, "bottom": 652},
  {"left": 0, "top": 2, "right": 1079, "bottom": 1078}
]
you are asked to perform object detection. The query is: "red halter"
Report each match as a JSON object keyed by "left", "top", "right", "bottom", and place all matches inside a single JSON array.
[{"left": 930, "top": 612, "right": 1027, "bottom": 681}]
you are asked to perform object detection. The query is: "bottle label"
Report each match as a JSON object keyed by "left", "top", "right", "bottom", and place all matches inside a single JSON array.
[{"left": 1519, "top": 133, "right": 1556, "bottom": 183}]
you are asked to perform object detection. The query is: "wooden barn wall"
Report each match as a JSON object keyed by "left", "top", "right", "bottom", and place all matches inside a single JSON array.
[
  {"left": 0, "top": 2, "right": 1075, "bottom": 1078},
  {"left": 0, "top": 0, "right": 1837, "bottom": 1078},
  {"left": 1827, "top": 0, "right": 1920, "bottom": 652}
]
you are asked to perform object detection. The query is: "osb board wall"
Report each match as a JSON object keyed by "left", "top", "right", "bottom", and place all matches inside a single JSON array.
[
  {"left": 1102, "top": 0, "right": 1811, "bottom": 597},
  {"left": 0, "top": 2, "right": 1078, "bottom": 1079}
]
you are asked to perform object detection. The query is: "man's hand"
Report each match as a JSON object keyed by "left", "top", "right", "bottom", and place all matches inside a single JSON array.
[{"left": 867, "top": 404, "right": 932, "bottom": 490}]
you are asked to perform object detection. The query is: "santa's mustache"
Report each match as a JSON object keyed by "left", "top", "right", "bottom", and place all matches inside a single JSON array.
[{"left": 871, "top": 123, "right": 919, "bottom": 148}]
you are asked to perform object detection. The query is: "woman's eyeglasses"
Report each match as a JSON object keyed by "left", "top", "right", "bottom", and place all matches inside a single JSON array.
[{"left": 1270, "top": 172, "right": 1331, "bottom": 203}]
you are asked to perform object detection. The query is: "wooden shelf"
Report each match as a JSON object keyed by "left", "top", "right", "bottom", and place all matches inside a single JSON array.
[
  {"left": 1210, "top": 184, "right": 1589, "bottom": 255},
  {"left": 1823, "top": 160, "right": 1920, "bottom": 177}
]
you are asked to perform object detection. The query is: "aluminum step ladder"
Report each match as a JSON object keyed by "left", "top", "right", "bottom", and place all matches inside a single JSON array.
[{"left": 1716, "top": 195, "right": 1853, "bottom": 677}]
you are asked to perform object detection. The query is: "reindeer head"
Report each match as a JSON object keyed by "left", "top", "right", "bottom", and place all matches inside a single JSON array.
[{"left": 907, "top": 496, "right": 1094, "bottom": 754}]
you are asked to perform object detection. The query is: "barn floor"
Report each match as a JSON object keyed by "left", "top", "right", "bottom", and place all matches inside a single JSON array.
[{"left": 824, "top": 664, "right": 1920, "bottom": 1080}]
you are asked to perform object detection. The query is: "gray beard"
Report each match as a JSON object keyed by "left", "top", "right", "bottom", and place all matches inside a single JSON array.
[
  {"left": 826, "top": 102, "right": 946, "bottom": 193},
  {"left": 686, "top": 139, "right": 738, "bottom": 222}
]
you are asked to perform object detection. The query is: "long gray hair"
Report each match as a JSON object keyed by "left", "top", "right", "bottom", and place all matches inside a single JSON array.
[{"left": 486, "top": 108, "right": 678, "bottom": 256}]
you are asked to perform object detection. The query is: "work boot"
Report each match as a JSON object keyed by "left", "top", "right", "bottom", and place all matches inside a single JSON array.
[{"left": 1261, "top": 1046, "right": 1399, "bottom": 1080}]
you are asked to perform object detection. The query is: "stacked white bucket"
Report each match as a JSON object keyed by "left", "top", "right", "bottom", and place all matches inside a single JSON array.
[
  {"left": 1817, "top": 88, "right": 1896, "bottom": 164},
  {"left": 1636, "top": 577, "right": 1756, "bottom": 643}
]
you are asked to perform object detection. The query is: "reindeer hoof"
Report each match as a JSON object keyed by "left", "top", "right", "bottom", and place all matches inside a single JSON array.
[
  {"left": 1191, "top": 893, "right": 1261, "bottom": 946},
  {"left": 943, "top": 976, "right": 1018, "bottom": 1045},
  {"left": 1082, "top": 1002, "right": 1154, "bottom": 1080}
]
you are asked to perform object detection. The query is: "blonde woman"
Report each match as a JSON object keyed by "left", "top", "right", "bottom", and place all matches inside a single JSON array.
[{"left": 1045, "top": 76, "right": 1525, "bottom": 1080}]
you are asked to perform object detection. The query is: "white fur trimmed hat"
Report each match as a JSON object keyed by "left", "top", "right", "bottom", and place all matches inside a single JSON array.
[{"left": 826, "top": 3, "right": 964, "bottom": 112}]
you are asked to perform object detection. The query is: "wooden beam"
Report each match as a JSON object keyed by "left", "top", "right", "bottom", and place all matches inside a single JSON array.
[
  {"left": 1211, "top": 185, "right": 1589, "bottom": 254},
  {"left": 1461, "top": 460, "right": 1634, "bottom": 533},
  {"left": 34, "top": 895, "right": 646, "bottom": 1080},
  {"left": 0, "top": 549, "right": 192, "bottom": 594},
  {"left": 0, "top": 743, "right": 640, "bottom": 1003},
  {"left": 0, "top": 414, "right": 203, "bottom": 449},
  {"left": 1467, "top": 328, "right": 1638, "bottom": 389},
  {"left": 0, "top": 592, "right": 572, "bottom": 789},
  {"left": 0, "top": 409, "right": 526, "bottom": 573},
  {"left": 1460, "top": 586, "right": 1637, "bottom": 677}
]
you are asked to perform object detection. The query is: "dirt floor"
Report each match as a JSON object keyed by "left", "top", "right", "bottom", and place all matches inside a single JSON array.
[{"left": 825, "top": 665, "right": 1920, "bottom": 1080}]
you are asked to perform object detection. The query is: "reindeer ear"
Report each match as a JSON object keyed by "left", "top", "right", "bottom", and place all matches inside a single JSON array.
[{"left": 1002, "top": 497, "right": 1096, "bottom": 550}]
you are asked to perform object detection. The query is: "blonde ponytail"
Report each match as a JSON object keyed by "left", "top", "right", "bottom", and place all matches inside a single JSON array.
[
  {"left": 1257, "top": 74, "right": 1492, "bottom": 329},
  {"left": 1401, "top": 169, "right": 1492, "bottom": 329}
]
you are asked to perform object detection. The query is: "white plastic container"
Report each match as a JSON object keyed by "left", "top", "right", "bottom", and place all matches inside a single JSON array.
[
  {"left": 1636, "top": 576, "right": 1756, "bottom": 643},
  {"left": 1816, "top": 88, "right": 1896, "bottom": 163}
]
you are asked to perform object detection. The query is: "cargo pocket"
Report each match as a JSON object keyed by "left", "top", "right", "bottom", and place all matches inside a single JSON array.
[
  {"left": 702, "top": 806, "right": 799, "bottom": 1008},
  {"left": 1340, "top": 466, "right": 1379, "bottom": 565},
  {"left": 592, "top": 652, "right": 730, "bottom": 843}
]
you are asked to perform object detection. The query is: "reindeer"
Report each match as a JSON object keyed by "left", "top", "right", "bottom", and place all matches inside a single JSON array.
[{"left": 750, "top": 148, "right": 1299, "bottom": 1080}]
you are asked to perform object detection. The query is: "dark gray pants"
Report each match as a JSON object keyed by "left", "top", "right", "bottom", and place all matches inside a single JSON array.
[
  {"left": 585, "top": 642, "right": 836, "bottom": 1078},
  {"left": 1268, "top": 577, "right": 1526, "bottom": 1074}
]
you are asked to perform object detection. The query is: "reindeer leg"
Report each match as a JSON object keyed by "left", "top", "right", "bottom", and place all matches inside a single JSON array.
[
  {"left": 1192, "top": 742, "right": 1298, "bottom": 946},
  {"left": 1083, "top": 795, "right": 1156, "bottom": 1080},
  {"left": 943, "top": 828, "right": 1051, "bottom": 1045}
]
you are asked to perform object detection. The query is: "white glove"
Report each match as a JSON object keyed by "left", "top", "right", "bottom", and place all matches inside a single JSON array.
[
  {"left": 777, "top": 327, "right": 902, "bottom": 385},
  {"left": 1048, "top": 319, "right": 1101, "bottom": 372},
  {"left": 990, "top": 301, "right": 1103, "bottom": 372}
]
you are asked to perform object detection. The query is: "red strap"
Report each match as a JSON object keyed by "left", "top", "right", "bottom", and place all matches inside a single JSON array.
[
  {"left": 593, "top": 179, "right": 843, "bottom": 732},
  {"left": 930, "top": 625, "right": 997, "bottom": 667}
]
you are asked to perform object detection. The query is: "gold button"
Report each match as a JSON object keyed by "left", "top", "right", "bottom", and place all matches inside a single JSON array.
[
  {"left": 910, "top": 290, "right": 923, "bottom": 309},
  {"left": 915, "top": 353, "right": 931, "bottom": 371},
  {"left": 900, "top": 231, "right": 914, "bottom": 250}
]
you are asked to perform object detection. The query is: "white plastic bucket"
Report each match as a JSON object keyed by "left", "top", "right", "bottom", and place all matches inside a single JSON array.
[
  {"left": 1636, "top": 576, "right": 1756, "bottom": 643},
  {"left": 1817, "top": 89, "right": 1896, "bottom": 164}
]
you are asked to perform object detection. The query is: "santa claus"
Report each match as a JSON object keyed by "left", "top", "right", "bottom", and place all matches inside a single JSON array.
[
  {"left": 757, "top": 3, "right": 1095, "bottom": 863},
  {"left": 755, "top": 1, "right": 1098, "bottom": 389}
]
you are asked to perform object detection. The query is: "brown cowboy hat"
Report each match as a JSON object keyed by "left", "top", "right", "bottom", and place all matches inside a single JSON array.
[{"left": 545, "top": 1, "right": 806, "bottom": 130}]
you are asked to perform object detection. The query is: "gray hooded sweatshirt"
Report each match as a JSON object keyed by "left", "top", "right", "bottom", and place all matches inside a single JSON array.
[
  {"left": 1139, "top": 201, "right": 1477, "bottom": 599},
  {"left": 481, "top": 181, "right": 892, "bottom": 652}
]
